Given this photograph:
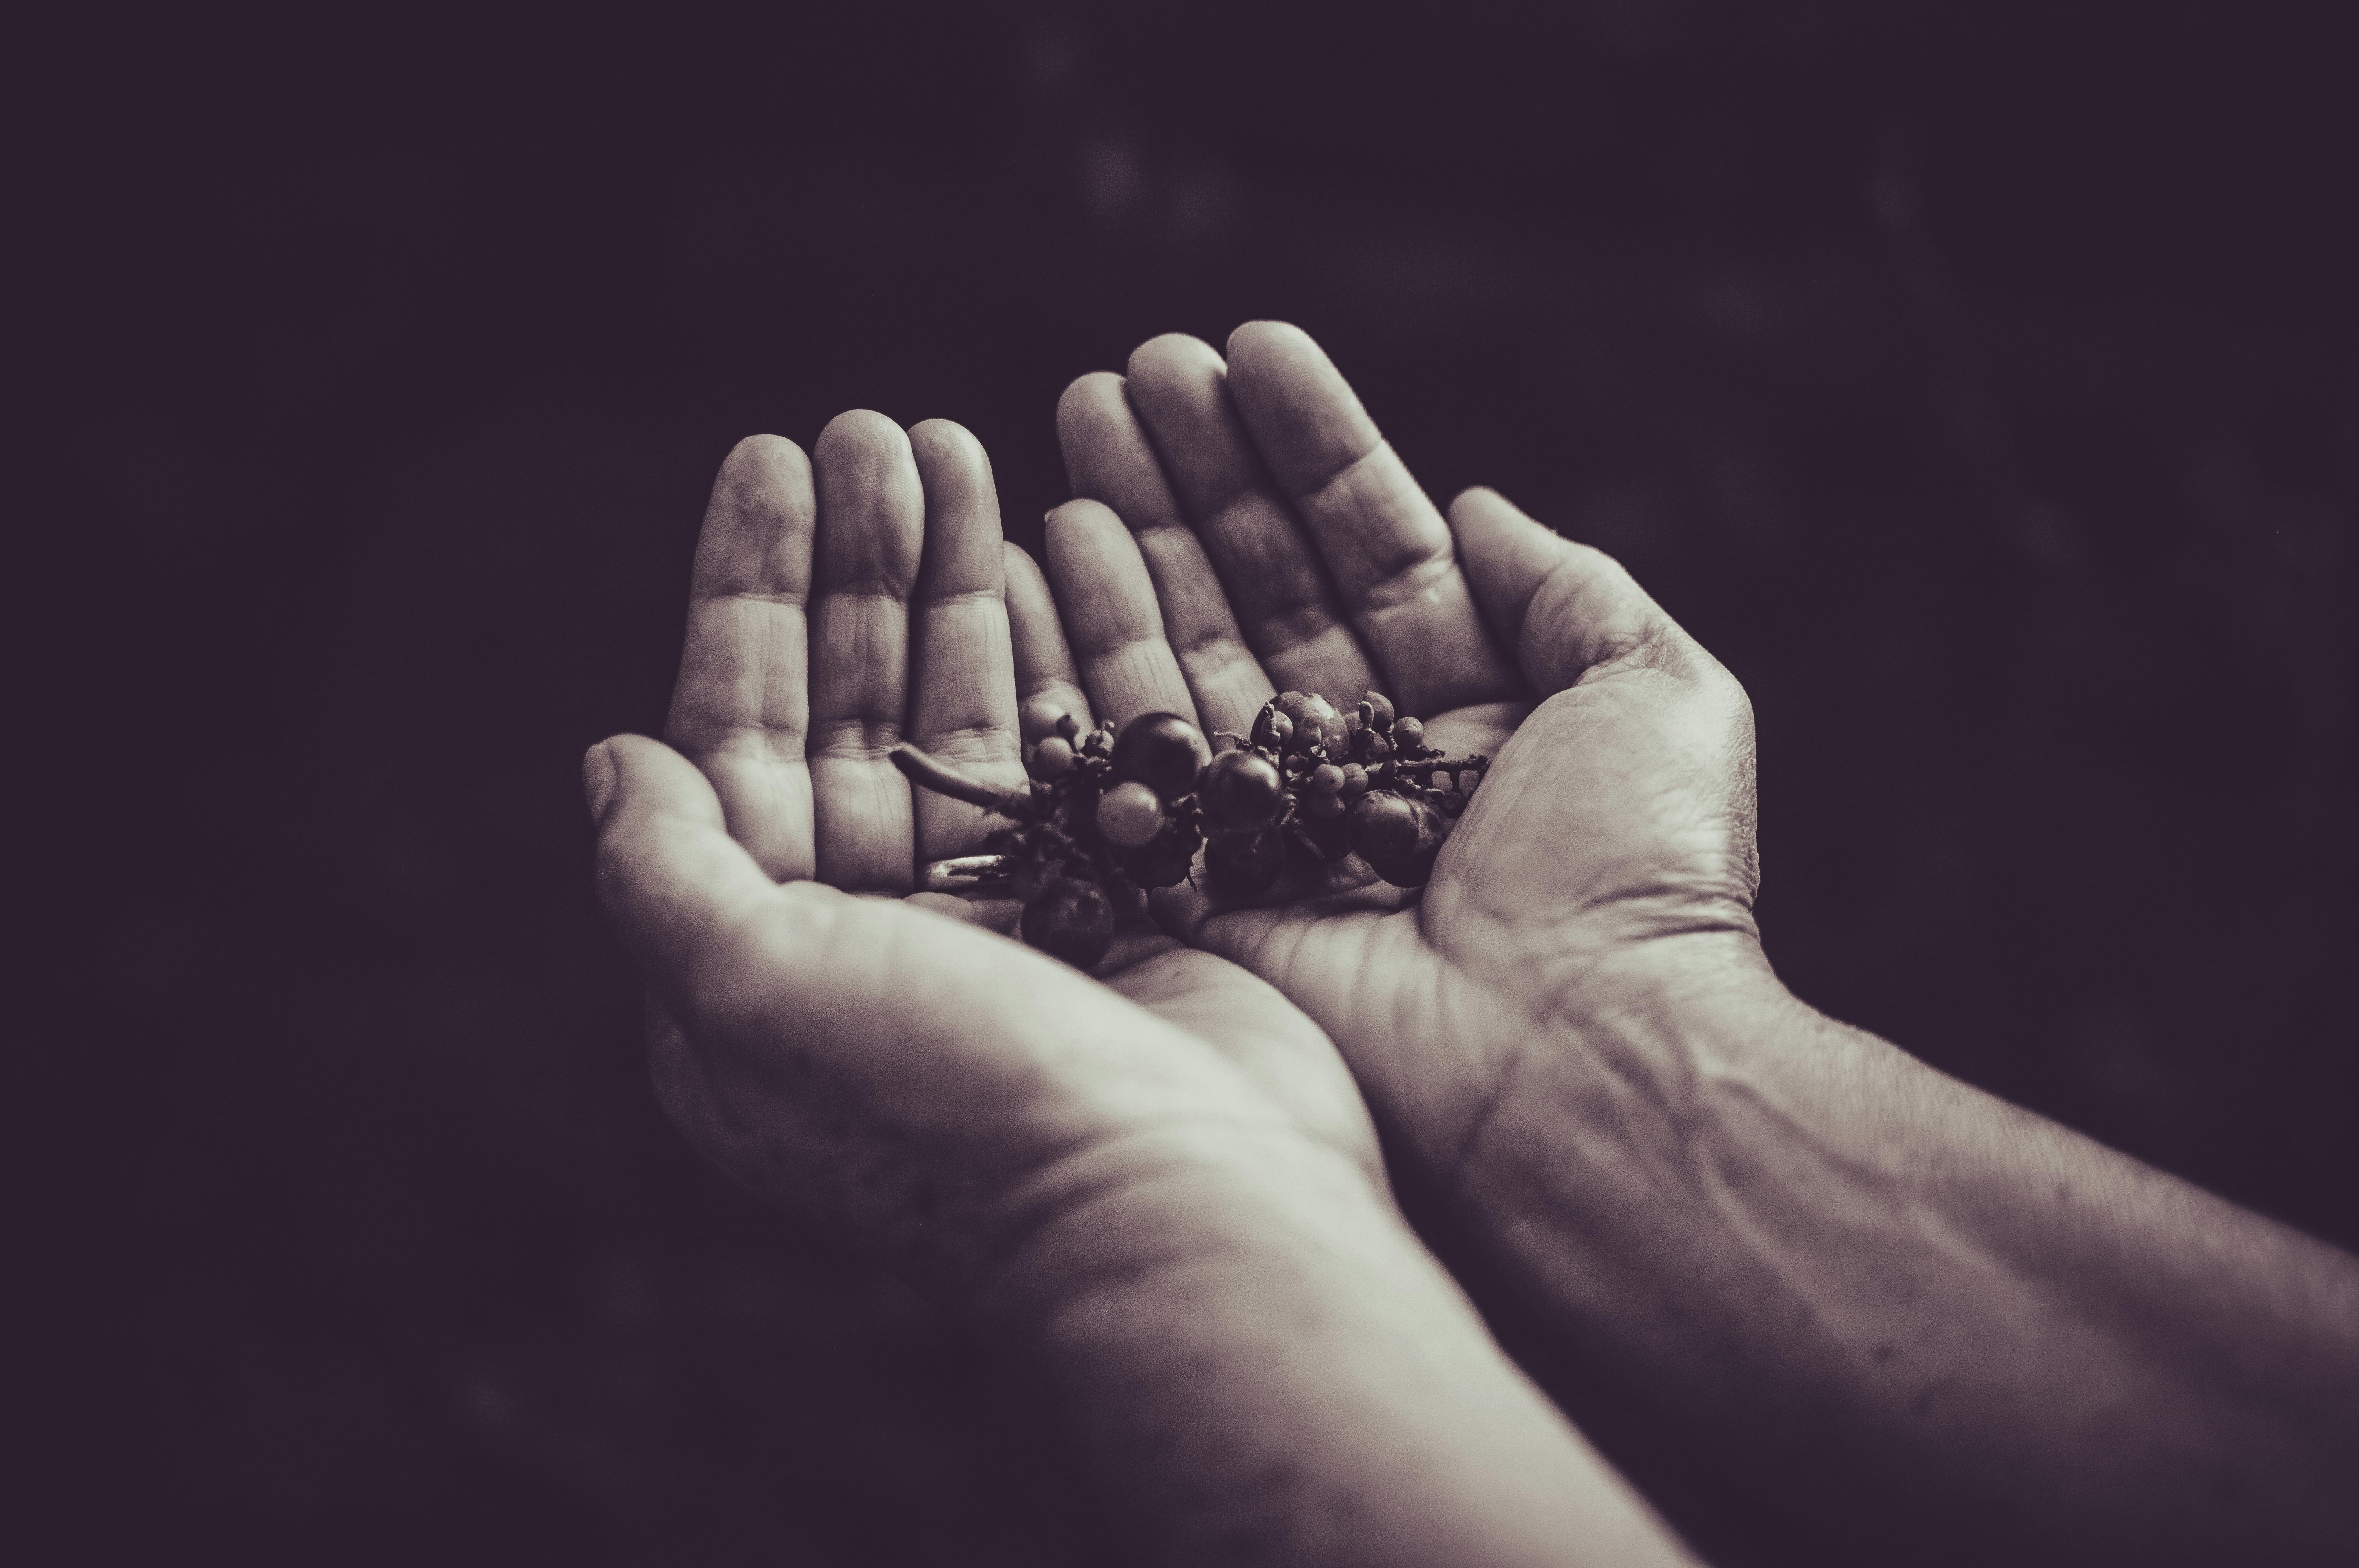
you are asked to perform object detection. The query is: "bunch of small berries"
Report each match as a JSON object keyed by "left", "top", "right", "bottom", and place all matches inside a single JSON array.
[{"left": 890, "top": 690, "right": 1487, "bottom": 970}]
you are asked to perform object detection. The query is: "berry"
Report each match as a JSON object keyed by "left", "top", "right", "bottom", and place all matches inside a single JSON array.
[
  {"left": 1110, "top": 711, "right": 1209, "bottom": 800},
  {"left": 1364, "top": 797, "right": 1447, "bottom": 888},
  {"left": 1200, "top": 748, "right": 1285, "bottom": 829},
  {"left": 1207, "top": 826, "right": 1286, "bottom": 899},
  {"left": 1096, "top": 781, "right": 1165, "bottom": 848},
  {"left": 1303, "top": 788, "right": 1345, "bottom": 819},
  {"left": 1392, "top": 716, "right": 1425, "bottom": 751},
  {"left": 1307, "top": 763, "right": 1345, "bottom": 796},
  {"left": 1027, "top": 736, "right": 1075, "bottom": 779},
  {"left": 1339, "top": 764, "right": 1370, "bottom": 799},
  {"left": 1275, "top": 691, "right": 1346, "bottom": 755},
  {"left": 1345, "top": 791, "right": 1421, "bottom": 864},
  {"left": 1250, "top": 705, "right": 1294, "bottom": 751},
  {"left": 1356, "top": 729, "right": 1392, "bottom": 762},
  {"left": 1020, "top": 696, "right": 1070, "bottom": 744},
  {"left": 1364, "top": 691, "right": 1396, "bottom": 730},
  {"left": 1021, "top": 876, "right": 1116, "bottom": 967}
]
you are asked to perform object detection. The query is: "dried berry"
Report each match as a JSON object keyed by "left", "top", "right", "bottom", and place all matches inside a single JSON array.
[
  {"left": 1250, "top": 706, "right": 1294, "bottom": 751},
  {"left": 896, "top": 693, "right": 1491, "bottom": 969}
]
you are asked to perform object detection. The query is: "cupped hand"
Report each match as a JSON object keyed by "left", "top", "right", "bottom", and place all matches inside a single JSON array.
[
  {"left": 588, "top": 415, "right": 1382, "bottom": 1303},
  {"left": 1047, "top": 324, "right": 1766, "bottom": 1183}
]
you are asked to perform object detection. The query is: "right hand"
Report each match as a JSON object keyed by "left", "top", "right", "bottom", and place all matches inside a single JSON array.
[{"left": 1046, "top": 323, "right": 1772, "bottom": 1185}]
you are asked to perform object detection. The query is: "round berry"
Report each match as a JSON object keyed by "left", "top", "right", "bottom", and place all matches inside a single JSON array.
[
  {"left": 1274, "top": 691, "right": 1345, "bottom": 755},
  {"left": 1339, "top": 764, "right": 1370, "bottom": 799},
  {"left": 1250, "top": 705, "right": 1294, "bottom": 751},
  {"left": 1307, "top": 763, "right": 1345, "bottom": 796},
  {"left": 1363, "top": 797, "right": 1448, "bottom": 888},
  {"left": 1110, "top": 711, "right": 1209, "bottom": 800},
  {"left": 1345, "top": 791, "right": 1421, "bottom": 864},
  {"left": 1096, "top": 781, "right": 1166, "bottom": 847},
  {"left": 1357, "top": 729, "right": 1392, "bottom": 762},
  {"left": 1303, "top": 788, "right": 1345, "bottom": 819},
  {"left": 1364, "top": 691, "right": 1396, "bottom": 730},
  {"left": 1200, "top": 748, "right": 1286, "bottom": 829},
  {"left": 1027, "top": 735, "right": 1076, "bottom": 779},
  {"left": 1020, "top": 695, "right": 1070, "bottom": 744},
  {"left": 1021, "top": 876, "right": 1116, "bottom": 967},
  {"left": 1392, "top": 716, "right": 1425, "bottom": 752}
]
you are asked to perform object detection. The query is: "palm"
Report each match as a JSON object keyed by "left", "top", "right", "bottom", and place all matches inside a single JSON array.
[
  {"left": 1047, "top": 324, "right": 1759, "bottom": 1173},
  {"left": 658, "top": 415, "right": 1377, "bottom": 1188}
]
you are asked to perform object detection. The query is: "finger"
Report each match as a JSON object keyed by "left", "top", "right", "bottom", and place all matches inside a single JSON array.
[
  {"left": 1223, "top": 322, "right": 1522, "bottom": 714},
  {"left": 808, "top": 410, "right": 924, "bottom": 892},
  {"left": 664, "top": 434, "right": 818, "bottom": 882},
  {"left": 1447, "top": 486, "right": 1679, "bottom": 693},
  {"left": 1112, "top": 335, "right": 1379, "bottom": 709},
  {"left": 1041, "top": 499, "right": 1197, "bottom": 728},
  {"left": 906, "top": 420, "right": 1024, "bottom": 862},
  {"left": 1057, "top": 369, "right": 1279, "bottom": 737},
  {"left": 587, "top": 733, "right": 815, "bottom": 1016},
  {"left": 1003, "top": 542, "right": 1095, "bottom": 733}
]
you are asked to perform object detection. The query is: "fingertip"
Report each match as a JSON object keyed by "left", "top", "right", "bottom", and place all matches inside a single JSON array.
[
  {"left": 718, "top": 432, "right": 811, "bottom": 485},
  {"left": 1043, "top": 496, "right": 1127, "bottom": 551},
  {"left": 1221, "top": 322, "right": 1378, "bottom": 488},
  {"left": 907, "top": 416, "right": 987, "bottom": 471},
  {"left": 1125, "top": 331, "right": 1223, "bottom": 386},
  {"left": 583, "top": 739, "right": 619, "bottom": 824},
  {"left": 813, "top": 408, "right": 913, "bottom": 474},
  {"left": 1057, "top": 370, "right": 1129, "bottom": 435},
  {"left": 1224, "top": 319, "right": 1309, "bottom": 364}
]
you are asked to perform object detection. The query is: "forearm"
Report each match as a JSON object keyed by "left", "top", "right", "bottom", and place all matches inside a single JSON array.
[
  {"left": 978, "top": 1131, "right": 1696, "bottom": 1568},
  {"left": 1455, "top": 938, "right": 2359, "bottom": 1563}
]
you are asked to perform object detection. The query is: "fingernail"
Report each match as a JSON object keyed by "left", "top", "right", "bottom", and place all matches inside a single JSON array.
[{"left": 582, "top": 741, "right": 619, "bottom": 822}]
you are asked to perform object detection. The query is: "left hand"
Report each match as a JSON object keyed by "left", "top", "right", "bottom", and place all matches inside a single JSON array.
[{"left": 592, "top": 414, "right": 1384, "bottom": 1298}]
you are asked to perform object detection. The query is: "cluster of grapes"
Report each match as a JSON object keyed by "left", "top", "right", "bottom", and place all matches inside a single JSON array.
[{"left": 891, "top": 690, "right": 1487, "bottom": 969}]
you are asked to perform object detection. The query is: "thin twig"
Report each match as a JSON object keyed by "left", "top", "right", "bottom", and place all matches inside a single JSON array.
[
  {"left": 889, "top": 744, "right": 1032, "bottom": 814},
  {"left": 923, "top": 855, "right": 1016, "bottom": 893}
]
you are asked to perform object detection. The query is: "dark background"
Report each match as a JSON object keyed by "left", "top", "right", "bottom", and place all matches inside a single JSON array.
[{"left": 38, "top": 2, "right": 2355, "bottom": 1562}]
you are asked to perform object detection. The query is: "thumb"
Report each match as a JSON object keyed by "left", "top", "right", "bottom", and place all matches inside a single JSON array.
[
  {"left": 588, "top": 733, "right": 818, "bottom": 1017},
  {"left": 1447, "top": 486, "right": 1679, "bottom": 695}
]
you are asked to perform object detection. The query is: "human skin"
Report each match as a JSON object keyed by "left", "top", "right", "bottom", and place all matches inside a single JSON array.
[
  {"left": 586, "top": 415, "right": 1695, "bottom": 1566},
  {"left": 1043, "top": 322, "right": 2359, "bottom": 1564}
]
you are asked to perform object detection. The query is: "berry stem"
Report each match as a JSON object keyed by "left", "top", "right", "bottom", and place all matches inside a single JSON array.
[
  {"left": 889, "top": 743, "right": 1032, "bottom": 814},
  {"left": 1388, "top": 755, "right": 1490, "bottom": 777},
  {"left": 922, "top": 855, "right": 1016, "bottom": 893}
]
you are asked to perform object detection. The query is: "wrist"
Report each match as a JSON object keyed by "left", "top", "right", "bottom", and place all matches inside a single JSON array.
[{"left": 970, "top": 1114, "right": 1690, "bottom": 1566}]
